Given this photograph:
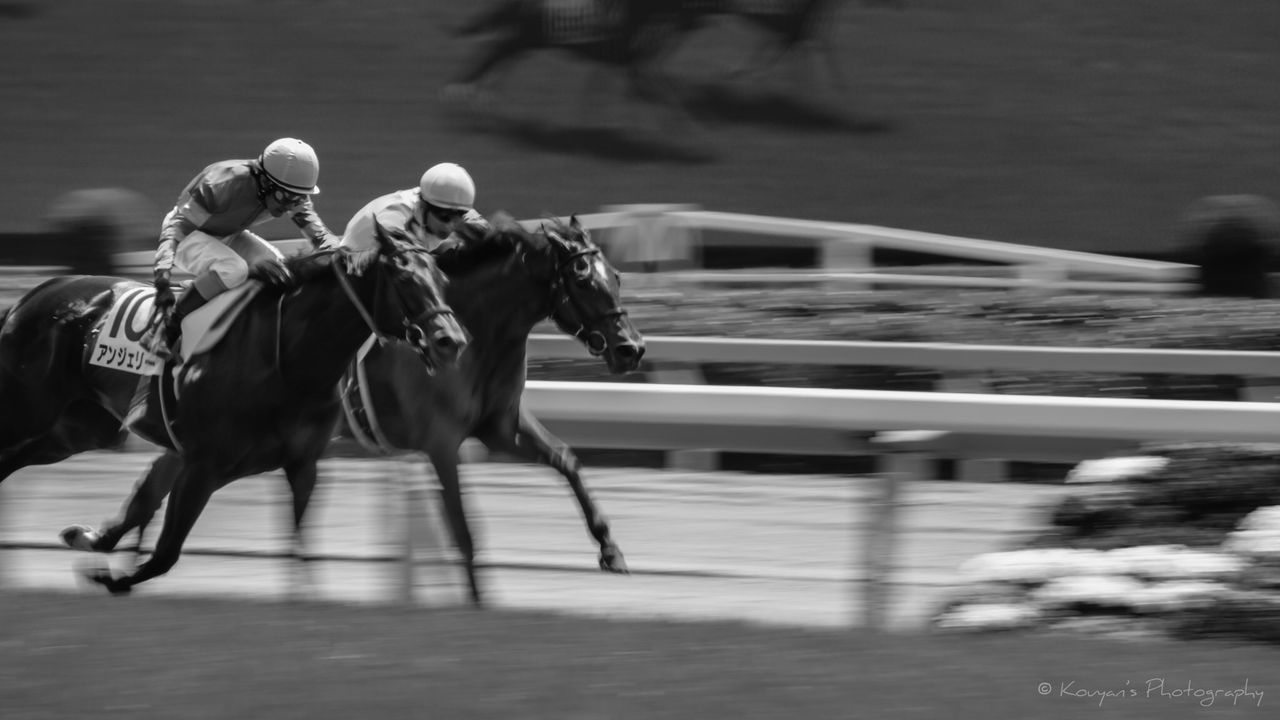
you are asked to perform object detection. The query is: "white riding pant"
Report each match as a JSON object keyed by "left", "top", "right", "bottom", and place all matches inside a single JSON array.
[{"left": 174, "top": 229, "right": 285, "bottom": 296}]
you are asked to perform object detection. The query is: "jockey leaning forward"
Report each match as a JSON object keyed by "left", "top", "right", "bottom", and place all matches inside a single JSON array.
[
  {"left": 340, "top": 162, "right": 490, "bottom": 253},
  {"left": 147, "top": 137, "right": 338, "bottom": 358}
]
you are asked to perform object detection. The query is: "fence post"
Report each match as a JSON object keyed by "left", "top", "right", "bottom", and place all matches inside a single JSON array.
[
  {"left": 647, "top": 366, "right": 719, "bottom": 471},
  {"left": 865, "top": 431, "right": 949, "bottom": 629},
  {"left": 597, "top": 203, "right": 701, "bottom": 272},
  {"left": 0, "top": 480, "right": 7, "bottom": 587},
  {"left": 820, "top": 237, "right": 871, "bottom": 291}
]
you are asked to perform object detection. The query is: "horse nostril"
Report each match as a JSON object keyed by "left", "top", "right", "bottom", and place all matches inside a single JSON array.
[
  {"left": 617, "top": 343, "right": 641, "bottom": 360},
  {"left": 432, "top": 333, "right": 458, "bottom": 351}
]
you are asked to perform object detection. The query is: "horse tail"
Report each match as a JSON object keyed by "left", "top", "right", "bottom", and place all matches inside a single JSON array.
[{"left": 456, "top": 0, "right": 521, "bottom": 36}]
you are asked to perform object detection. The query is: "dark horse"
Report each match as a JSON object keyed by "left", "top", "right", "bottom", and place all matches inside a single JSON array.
[
  {"left": 62, "top": 214, "right": 645, "bottom": 605},
  {"left": 1, "top": 225, "right": 467, "bottom": 594},
  {"left": 443, "top": 0, "right": 693, "bottom": 116},
  {"left": 674, "top": 0, "right": 903, "bottom": 89}
]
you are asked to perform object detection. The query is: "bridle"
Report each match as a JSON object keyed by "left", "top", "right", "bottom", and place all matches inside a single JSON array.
[
  {"left": 548, "top": 241, "right": 628, "bottom": 357},
  {"left": 332, "top": 248, "right": 456, "bottom": 351}
]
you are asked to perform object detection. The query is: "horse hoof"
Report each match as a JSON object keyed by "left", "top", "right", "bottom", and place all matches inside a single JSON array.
[
  {"left": 60, "top": 524, "right": 100, "bottom": 552},
  {"left": 599, "top": 549, "right": 629, "bottom": 574},
  {"left": 79, "top": 564, "right": 131, "bottom": 596}
]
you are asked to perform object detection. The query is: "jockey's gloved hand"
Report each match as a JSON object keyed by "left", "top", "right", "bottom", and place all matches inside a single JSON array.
[
  {"left": 311, "top": 230, "right": 340, "bottom": 252},
  {"left": 153, "top": 268, "right": 176, "bottom": 312},
  {"left": 455, "top": 210, "right": 491, "bottom": 242},
  {"left": 249, "top": 257, "right": 294, "bottom": 287}
]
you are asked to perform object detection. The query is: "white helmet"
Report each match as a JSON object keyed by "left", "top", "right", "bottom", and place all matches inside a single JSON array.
[
  {"left": 260, "top": 138, "right": 321, "bottom": 195},
  {"left": 419, "top": 162, "right": 475, "bottom": 210}
]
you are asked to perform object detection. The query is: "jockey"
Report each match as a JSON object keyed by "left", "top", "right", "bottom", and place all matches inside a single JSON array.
[
  {"left": 148, "top": 137, "right": 338, "bottom": 358},
  {"left": 340, "top": 162, "right": 491, "bottom": 253}
]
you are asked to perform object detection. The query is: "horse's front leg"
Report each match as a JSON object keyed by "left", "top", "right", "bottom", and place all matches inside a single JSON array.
[
  {"left": 485, "top": 407, "right": 628, "bottom": 574},
  {"left": 61, "top": 450, "right": 180, "bottom": 564},
  {"left": 82, "top": 459, "right": 217, "bottom": 595}
]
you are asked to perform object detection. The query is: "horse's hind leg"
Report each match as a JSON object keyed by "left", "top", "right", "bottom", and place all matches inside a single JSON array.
[
  {"left": 481, "top": 408, "right": 627, "bottom": 574},
  {"left": 282, "top": 459, "right": 321, "bottom": 597},
  {"left": 0, "top": 401, "right": 124, "bottom": 484},
  {"left": 84, "top": 461, "right": 216, "bottom": 595}
]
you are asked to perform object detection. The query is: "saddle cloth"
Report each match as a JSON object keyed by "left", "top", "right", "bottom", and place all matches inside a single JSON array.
[{"left": 89, "top": 281, "right": 263, "bottom": 375}]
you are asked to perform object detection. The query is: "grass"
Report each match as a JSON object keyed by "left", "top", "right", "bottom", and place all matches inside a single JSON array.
[
  {"left": 1, "top": 589, "right": 1277, "bottom": 719},
  {"left": 0, "top": 0, "right": 1277, "bottom": 257}
]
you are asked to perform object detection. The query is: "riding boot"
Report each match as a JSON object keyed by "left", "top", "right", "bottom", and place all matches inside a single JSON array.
[
  {"left": 122, "top": 375, "right": 153, "bottom": 431},
  {"left": 162, "top": 286, "right": 212, "bottom": 359}
]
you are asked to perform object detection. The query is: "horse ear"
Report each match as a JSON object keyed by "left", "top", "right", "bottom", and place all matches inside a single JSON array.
[
  {"left": 372, "top": 220, "right": 392, "bottom": 253},
  {"left": 570, "top": 214, "right": 581, "bottom": 231}
]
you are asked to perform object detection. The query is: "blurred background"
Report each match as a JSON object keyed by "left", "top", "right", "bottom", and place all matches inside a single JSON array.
[{"left": 1, "top": 0, "right": 1277, "bottom": 259}]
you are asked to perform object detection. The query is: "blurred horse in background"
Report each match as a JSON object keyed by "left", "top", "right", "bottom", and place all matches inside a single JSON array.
[
  {"left": 673, "top": 0, "right": 904, "bottom": 90},
  {"left": 442, "top": 0, "right": 694, "bottom": 121},
  {"left": 14, "top": 226, "right": 468, "bottom": 594},
  {"left": 63, "top": 214, "right": 645, "bottom": 606}
]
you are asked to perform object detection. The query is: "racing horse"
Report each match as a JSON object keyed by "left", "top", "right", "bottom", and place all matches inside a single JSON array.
[
  {"left": 672, "top": 0, "right": 903, "bottom": 89},
  {"left": 443, "top": 0, "right": 693, "bottom": 118},
  {"left": 2, "top": 224, "right": 467, "bottom": 594},
  {"left": 63, "top": 214, "right": 645, "bottom": 605}
]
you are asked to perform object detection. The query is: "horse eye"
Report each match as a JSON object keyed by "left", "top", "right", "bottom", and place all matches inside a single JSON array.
[{"left": 572, "top": 256, "right": 592, "bottom": 277}]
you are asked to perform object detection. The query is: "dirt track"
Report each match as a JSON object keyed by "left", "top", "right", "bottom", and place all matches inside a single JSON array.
[{"left": 0, "top": 450, "right": 1067, "bottom": 629}]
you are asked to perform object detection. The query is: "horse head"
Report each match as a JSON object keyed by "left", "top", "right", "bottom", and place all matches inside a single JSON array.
[
  {"left": 342, "top": 222, "right": 469, "bottom": 375},
  {"left": 540, "top": 215, "right": 645, "bottom": 374}
]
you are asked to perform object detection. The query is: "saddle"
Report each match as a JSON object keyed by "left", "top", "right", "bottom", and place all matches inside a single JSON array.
[
  {"left": 89, "top": 281, "right": 264, "bottom": 375},
  {"left": 113, "top": 280, "right": 265, "bottom": 449}
]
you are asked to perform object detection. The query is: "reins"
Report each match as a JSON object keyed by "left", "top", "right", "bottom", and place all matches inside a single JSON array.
[
  {"left": 332, "top": 247, "right": 457, "bottom": 350},
  {"left": 333, "top": 253, "right": 389, "bottom": 346}
]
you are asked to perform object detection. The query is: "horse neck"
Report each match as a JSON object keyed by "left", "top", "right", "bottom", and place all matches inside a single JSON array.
[
  {"left": 278, "top": 267, "right": 385, "bottom": 388},
  {"left": 448, "top": 259, "right": 548, "bottom": 353}
]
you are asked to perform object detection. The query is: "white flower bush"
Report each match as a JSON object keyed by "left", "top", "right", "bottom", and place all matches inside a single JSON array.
[
  {"left": 934, "top": 602, "right": 1041, "bottom": 631},
  {"left": 957, "top": 548, "right": 1114, "bottom": 585},
  {"left": 1127, "top": 580, "right": 1226, "bottom": 613},
  {"left": 1105, "top": 545, "right": 1245, "bottom": 581},
  {"left": 1029, "top": 574, "right": 1145, "bottom": 609},
  {"left": 1065, "top": 456, "right": 1169, "bottom": 484},
  {"left": 1222, "top": 506, "right": 1280, "bottom": 558}
]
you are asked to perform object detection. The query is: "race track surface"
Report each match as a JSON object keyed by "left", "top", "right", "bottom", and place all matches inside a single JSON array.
[{"left": 0, "top": 451, "right": 1067, "bottom": 630}]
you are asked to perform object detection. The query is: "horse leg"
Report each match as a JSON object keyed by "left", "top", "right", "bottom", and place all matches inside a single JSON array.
[
  {"left": 282, "top": 459, "right": 320, "bottom": 598},
  {"left": 83, "top": 461, "right": 216, "bottom": 595},
  {"left": 626, "top": 62, "right": 695, "bottom": 132},
  {"left": 425, "top": 446, "right": 483, "bottom": 606},
  {"left": 482, "top": 408, "right": 627, "bottom": 574},
  {"left": 61, "top": 451, "right": 180, "bottom": 559},
  {"left": 444, "top": 32, "right": 529, "bottom": 98},
  {"left": 817, "top": 34, "right": 847, "bottom": 91},
  {"left": 0, "top": 401, "right": 123, "bottom": 484}
]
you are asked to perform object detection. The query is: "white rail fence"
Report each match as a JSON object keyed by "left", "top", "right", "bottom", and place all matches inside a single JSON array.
[
  {"left": 527, "top": 332, "right": 1280, "bottom": 477},
  {"left": 107, "top": 206, "right": 1198, "bottom": 293},
  {"left": 517, "top": 381, "right": 1280, "bottom": 626}
]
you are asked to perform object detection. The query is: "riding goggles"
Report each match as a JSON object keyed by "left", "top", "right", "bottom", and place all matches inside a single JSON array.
[{"left": 427, "top": 204, "right": 468, "bottom": 224}]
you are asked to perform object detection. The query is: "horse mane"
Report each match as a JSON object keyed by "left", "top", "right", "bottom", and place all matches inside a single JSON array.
[
  {"left": 283, "top": 248, "right": 337, "bottom": 283},
  {"left": 431, "top": 211, "right": 553, "bottom": 277}
]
